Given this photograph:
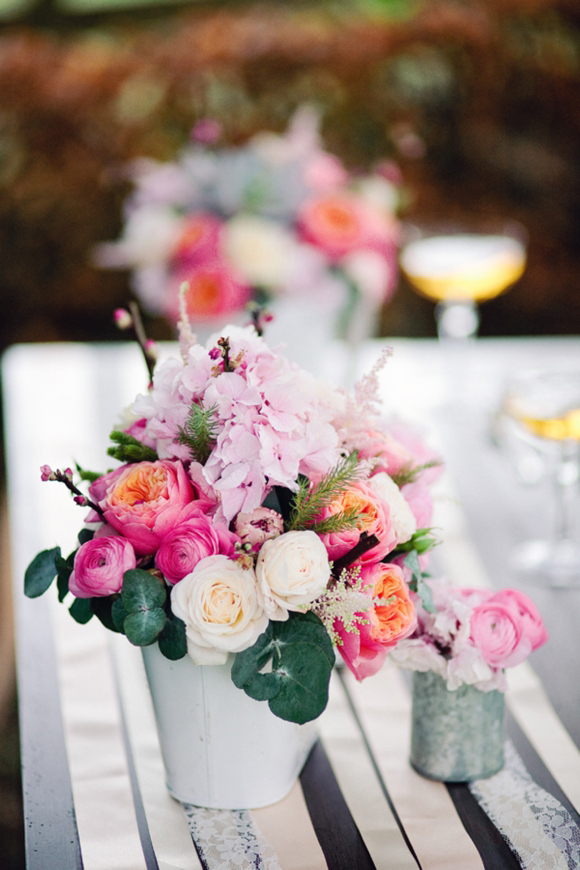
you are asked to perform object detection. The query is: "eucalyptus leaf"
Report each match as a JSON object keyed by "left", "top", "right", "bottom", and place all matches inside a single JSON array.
[
  {"left": 111, "top": 597, "right": 128, "bottom": 633},
  {"left": 124, "top": 609, "right": 167, "bottom": 647},
  {"left": 56, "top": 550, "right": 76, "bottom": 603},
  {"left": 231, "top": 626, "right": 277, "bottom": 689},
  {"left": 91, "top": 596, "right": 123, "bottom": 632},
  {"left": 122, "top": 569, "right": 167, "bottom": 613},
  {"left": 158, "top": 613, "right": 187, "bottom": 660},
  {"left": 268, "top": 643, "right": 332, "bottom": 724},
  {"left": 77, "top": 528, "right": 95, "bottom": 546},
  {"left": 69, "top": 597, "right": 94, "bottom": 624},
  {"left": 242, "top": 671, "right": 282, "bottom": 702},
  {"left": 404, "top": 550, "right": 436, "bottom": 613},
  {"left": 24, "top": 547, "right": 61, "bottom": 598}
]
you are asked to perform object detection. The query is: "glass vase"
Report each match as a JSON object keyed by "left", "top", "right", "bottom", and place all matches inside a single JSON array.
[{"left": 410, "top": 670, "right": 505, "bottom": 782}]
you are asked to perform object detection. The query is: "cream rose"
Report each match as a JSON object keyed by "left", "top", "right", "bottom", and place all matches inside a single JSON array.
[
  {"left": 368, "top": 472, "right": 416, "bottom": 544},
  {"left": 171, "top": 555, "right": 268, "bottom": 665},
  {"left": 255, "top": 530, "right": 331, "bottom": 620}
]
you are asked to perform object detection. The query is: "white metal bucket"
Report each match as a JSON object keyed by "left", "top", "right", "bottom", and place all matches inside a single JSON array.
[{"left": 141, "top": 643, "right": 318, "bottom": 809}]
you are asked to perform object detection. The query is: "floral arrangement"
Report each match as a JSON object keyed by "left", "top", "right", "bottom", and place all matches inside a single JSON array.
[
  {"left": 389, "top": 579, "right": 548, "bottom": 692},
  {"left": 25, "top": 312, "right": 442, "bottom": 724},
  {"left": 95, "top": 107, "right": 401, "bottom": 333}
]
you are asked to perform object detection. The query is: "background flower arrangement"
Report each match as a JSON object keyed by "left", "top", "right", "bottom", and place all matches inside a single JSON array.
[
  {"left": 95, "top": 107, "right": 402, "bottom": 339},
  {"left": 25, "top": 315, "right": 441, "bottom": 724},
  {"left": 390, "top": 578, "right": 548, "bottom": 691}
]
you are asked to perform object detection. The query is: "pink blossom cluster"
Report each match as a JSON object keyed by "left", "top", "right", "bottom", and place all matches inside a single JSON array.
[
  {"left": 49, "top": 325, "right": 448, "bottom": 679},
  {"left": 389, "top": 579, "right": 548, "bottom": 692},
  {"left": 95, "top": 107, "right": 401, "bottom": 325}
]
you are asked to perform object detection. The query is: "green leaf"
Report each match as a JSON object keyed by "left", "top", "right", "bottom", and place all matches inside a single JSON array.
[
  {"left": 111, "top": 597, "right": 128, "bottom": 633},
  {"left": 231, "top": 613, "right": 334, "bottom": 723},
  {"left": 268, "top": 643, "right": 332, "bottom": 724},
  {"left": 69, "top": 597, "right": 94, "bottom": 624},
  {"left": 75, "top": 462, "right": 103, "bottom": 482},
  {"left": 231, "top": 627, "right": 278, "bottom": 689},
  {"left": 56, "top": 550, "right": 76, "bottom": 602},
  {"left": 77, "top": 528, "right": 95, "bottom": 545},
  {"left": 124, "top": 610, "right": 167, "bottom": 646},
  {"left": 107, "top": 430, "right": 158, "bottom": 463},
  {"left": 24, "top": 547, "right": 61, "bottom": 598},
  {"left": 404, "top": 550, "right": 436, "bottom": 614},
  {"left": 121, "top": 569, "right": 167, "bottom": 647},
  {"left": 157, "top": 613, "right": 187, "bottom": 660},
  {"left": 91, "top": 596, "right": 123, "bottom": 632}
]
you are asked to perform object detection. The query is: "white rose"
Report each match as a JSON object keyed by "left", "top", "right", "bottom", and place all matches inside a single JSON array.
[
  {"left": 256, "top": 530, "right": 331, "bottom": 620},
  {"left": 368, "top": 472, "right": 416, "bottom": 544},
  {"left": 171, "top": 555, "right": 268, "bottom": 665},
  {"left": 223, "top": 214, "right": 296, "bottom": 288}
]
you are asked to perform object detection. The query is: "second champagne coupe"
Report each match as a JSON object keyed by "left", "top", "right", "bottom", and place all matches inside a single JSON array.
[
  {"left": 501, "top": 366, "right": 580, "bottom": 587},
  {"left": 400, "top": 222, "right": 527, "bottom": 340}
]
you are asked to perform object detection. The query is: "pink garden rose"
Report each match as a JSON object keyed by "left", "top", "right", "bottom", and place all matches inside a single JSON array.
[
  {"left": 318, "top": 480, "right": 397, "bottom": 564},
  {"left": 155, "top": 511, "right": 239, "bottom": 585},
  {"left": 337, "top": 562, "right": 416, "bottom": 680},
  {"left": 357, "top": 429, "right": 414, "bottom": 477},
  {"left": 172, "top": 213, "right": 222, "bottom": 266},
  {"left": 471, "top": 598, "right": 532, "bottom": 669},
  {"left": 89, "top": 459, "right": 204, "bottom": 555},
  {"left": 69, "top": 535, "right": 136, "bottom": 598},
  {"left": 400, "top": 482, "right": 434, "bottom": 529},
  {"left": 166, "top": 261, "right": 251, "bottom": 323}
]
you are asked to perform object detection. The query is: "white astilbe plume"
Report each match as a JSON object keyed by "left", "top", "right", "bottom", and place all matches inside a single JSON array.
[
  {"left": 353, "top": 345, "right": 393, "bottom": 416},
  {"left": 307, "top": 566, "right": 370, "bottom": 646},
  {"left": 177, "top": 282, "right": 197, "bottom": 360}
]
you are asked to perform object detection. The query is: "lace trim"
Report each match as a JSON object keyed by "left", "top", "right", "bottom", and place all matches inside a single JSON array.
[
  {"left": 183, "top": 805, "right": 282, "bottom": 870},
  {"left": 470, "top": 741, "right": 580, "bottom": 870}
]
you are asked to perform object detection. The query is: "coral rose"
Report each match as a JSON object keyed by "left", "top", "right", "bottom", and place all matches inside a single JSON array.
[
  {"left": 69, "top": 535, "right": 136, "bottom": 598},
  {"left": 171, "top": 555, "right": 268, "bottom": 665},
  {"left": 318, "top": 480, "right": 397, "bottom": 564},
  {"left": 337, "top": 562, "right": 416, "bottom": 680},
  {"left": 89, "top": 460, "right": 201, "bottom": 555}
]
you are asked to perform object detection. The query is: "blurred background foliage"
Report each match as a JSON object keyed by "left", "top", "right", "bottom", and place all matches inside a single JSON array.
[{"left": 0, "top": 0, "right": 579, "bottom": 349}]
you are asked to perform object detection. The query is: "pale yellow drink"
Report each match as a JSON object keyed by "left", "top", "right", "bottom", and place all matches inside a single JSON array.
[
  {"left": 512, "top": 408, "right": 580, "bottom": 441},
  {"left": 400, "top": 234, "right": 526, "bottom": 303}
]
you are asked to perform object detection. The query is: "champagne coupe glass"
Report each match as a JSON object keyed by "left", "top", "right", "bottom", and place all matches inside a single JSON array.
[
  {"left": 501, "top": 366, "right": 580, "bottom": 587},
  {"left": 399, "top": 219, "right": 527, "bottom": 341}
]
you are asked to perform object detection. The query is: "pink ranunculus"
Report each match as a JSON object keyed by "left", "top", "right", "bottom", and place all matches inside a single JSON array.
[
  {"left": 89, "top": 459, "right": 201, "bottom": 555},
  {"left": 336, "top": 561, "right": 416, "bottom": 680},
  {"left": 234, "top": 506, "right": 284, "bottom": 553},
  {"left": 69, "top": 535, "right": 137, "bottom": 598},
  {"left": 487, "top": 589, "right": 548, "bottom": 651},
  {"left": 471, "top": 599, "right": 533, "bottom": 669},
  {"left": 318, "top": 480, "right": 397, "bottom": 564},
  {"left": 156, "top": 511, "right": 238, "bottom": 585}
]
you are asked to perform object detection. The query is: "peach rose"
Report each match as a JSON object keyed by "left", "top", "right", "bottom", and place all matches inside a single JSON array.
[
  {"left": 336, "top": 562, "right": 416, "bottom": 680},
  {"left": 318, "top": 480, "right": 397, "bottom": 564},
  {"left": 89, "top": 460, "right": 201, "bottom": 555}
]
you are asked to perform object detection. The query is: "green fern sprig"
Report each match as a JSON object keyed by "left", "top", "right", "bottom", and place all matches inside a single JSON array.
[
  {"left": 287, "top": 453, "right": 362, "bottom": 532},
  {"left": 177, "top": 403, "right": 220, "bottom": 465},
  {"left": 107, "top": 431, "right": 158, "bottom": 463},
  {"left": 307, "top": 505, "right": 362, "bottom": 536},
  {"left": 390, "top": 459, "right": 442, "bottom": 488}
]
